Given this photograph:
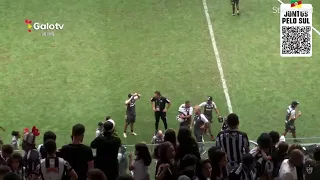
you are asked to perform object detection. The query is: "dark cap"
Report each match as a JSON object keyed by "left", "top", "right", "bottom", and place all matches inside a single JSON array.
[
  {"left": 98, "top": 122, "right": 103, "bottom": 126},
  {"left": 207, "top": 96, "right": 213, "bottom": 101},
  {"left": 291, "top": 101, "right": 299, "bottom": 106},
  {"left": 128, "top": 93, "right": 132, "bottom": 98}
]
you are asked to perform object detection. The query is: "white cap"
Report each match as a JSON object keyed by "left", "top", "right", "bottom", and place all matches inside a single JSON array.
[{"left": 106, "top": 119, "right": 115, "bottom": 132}]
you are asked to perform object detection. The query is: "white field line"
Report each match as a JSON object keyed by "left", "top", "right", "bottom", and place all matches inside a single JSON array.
[
  {"left": 201, "top": 0, "right": 233, "bottom": 113},
  {"left": 277, "top": 0, "right": 320, "bottom": 36}
]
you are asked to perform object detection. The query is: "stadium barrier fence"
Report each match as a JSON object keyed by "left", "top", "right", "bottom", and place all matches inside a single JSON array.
[
  {"left": 11, "top": 137, "right": 320, "bottom": 156},
  {"left": 6, "top": 137, "right": 319, "bottom": 178}
]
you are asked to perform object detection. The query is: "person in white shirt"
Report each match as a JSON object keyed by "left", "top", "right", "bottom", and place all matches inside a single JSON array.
[
  {"left": 129, "top": 143, "right": 152, "bottom": 180},
  {"left": 283, "top": 101, "right": 301, "bottom": 143},
  {"left": 177, "top": 101, "right": 193, "bottom": 128},
  {"left": 278, "top": 149, "right": 304, "bottom": 180}
]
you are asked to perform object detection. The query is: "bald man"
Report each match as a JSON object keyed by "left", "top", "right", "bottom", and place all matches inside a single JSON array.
[
  {"left": 278, "top": 149, "right": 304, "bottom": 180},
  {"left": 193, "top": 106, "right": 214, "bottom": 154},
  {"left": 151, "top": 130, "right": 164, "bottom": 153}
]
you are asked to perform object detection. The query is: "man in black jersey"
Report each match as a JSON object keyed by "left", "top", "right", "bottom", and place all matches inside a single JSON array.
[
  {"left": 199, "top": 96, "right": 221, "bottom": 123},
  {"left": 231, "top": 0, "right": 240, "bottom": 16},
  {"left": 123, "top": 93, "right": 141, "bottom": 138},
  {"left": 151, "top": 91, "right": 171, "bottom": 134},
  {"left": 216, "top": 113, "right": 250, "bottom": 174}
]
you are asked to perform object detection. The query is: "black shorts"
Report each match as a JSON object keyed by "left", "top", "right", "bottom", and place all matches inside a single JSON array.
[
  {"left": 285, "top": 122, "right": 296, "bottom": 133},
  {"left": 126, "top": 114, "right": 136, "bottom": 124},
  {"left": 232, "top": 0, "right": 239, "bottom": 5},
  {"left": 204, "top": 115, "right": 213, "bottom": 123}
]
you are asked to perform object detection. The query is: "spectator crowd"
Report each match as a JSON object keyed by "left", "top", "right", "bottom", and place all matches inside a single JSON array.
[{"left": 0, "top": 113, "right": 320, "bottom": 180}]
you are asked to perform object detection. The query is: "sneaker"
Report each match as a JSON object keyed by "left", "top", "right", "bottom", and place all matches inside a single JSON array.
[
  {"left": 237, "top": 10, "right": 240, "bottom": 15},
  {"left": 123, "top": 133, "right": 127, "bottom": 138},
  {"left": 232, "top": 13, "right": 235, "bottom": 16},
  {"left": 131, "top": 132, "right": 137, "bottom": 136}
]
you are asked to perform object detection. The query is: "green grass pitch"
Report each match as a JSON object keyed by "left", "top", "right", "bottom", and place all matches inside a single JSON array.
[{"left": 1, "top": 0, "right": 320, "bottom": 149}]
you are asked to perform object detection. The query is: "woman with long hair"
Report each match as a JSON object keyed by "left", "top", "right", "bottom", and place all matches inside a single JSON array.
[
  {"left": 164, "top": 129, "right": 177, "bottom": 148},
  {"left": 208, "top": 149, "right": 227, "bottom": 180},
  {"left": 176, "top": 127, "right": 200, "bottom": 162},
  {"left": 129, "top": 143, "right": 152, "bottom": 180},
  {"left": 155, "top": 142, "right": 177, "bottom": 180}
]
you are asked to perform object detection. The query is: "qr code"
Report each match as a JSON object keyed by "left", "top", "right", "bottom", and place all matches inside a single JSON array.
[{"left": 281, "top": 26, "right": 311, "bottom": 55}]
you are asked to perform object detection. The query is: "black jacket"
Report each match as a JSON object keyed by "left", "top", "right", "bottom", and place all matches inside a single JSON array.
[{"left": 91, "top": 135, "right": 121, "bottom": 180}]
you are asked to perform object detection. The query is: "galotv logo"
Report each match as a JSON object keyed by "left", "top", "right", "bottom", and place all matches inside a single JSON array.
[{"left": 25, "top": 19, "right": 64, "bottom": 32}]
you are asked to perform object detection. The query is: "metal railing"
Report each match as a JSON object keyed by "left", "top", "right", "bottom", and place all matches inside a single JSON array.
[
  {"left": 4, "top": 137, "right": 319, "bottom": 179},
  {"left": 10, "top": 137, "right": 320, "bottom": 156}
]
